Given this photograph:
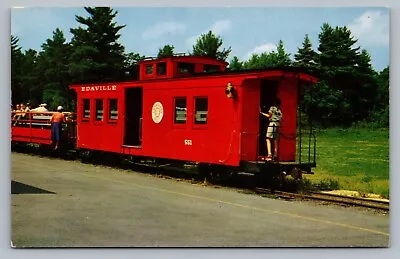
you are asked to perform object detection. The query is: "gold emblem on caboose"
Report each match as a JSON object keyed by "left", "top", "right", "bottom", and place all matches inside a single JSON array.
[{"left": 152, "top": 101, "right": 164, "bottom": 124}]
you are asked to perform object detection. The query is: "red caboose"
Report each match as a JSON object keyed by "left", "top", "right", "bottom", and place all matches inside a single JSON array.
[{"left": 69, "top": 55, "right": 318, "bottom": 176}]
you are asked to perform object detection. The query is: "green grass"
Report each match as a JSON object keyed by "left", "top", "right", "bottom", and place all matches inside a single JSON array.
[{"left": 304, "top": 127, "right": 390, "bottom": 199}]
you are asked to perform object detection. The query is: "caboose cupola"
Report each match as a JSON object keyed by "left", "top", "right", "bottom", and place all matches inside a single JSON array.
[{"left": 138, "top": 54, "right": 228, "bottom": 80}]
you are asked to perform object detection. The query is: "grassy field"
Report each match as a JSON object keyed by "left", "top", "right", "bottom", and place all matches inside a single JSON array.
[{"left": 303, "top": 127, "right": 390, "bottom": 199}]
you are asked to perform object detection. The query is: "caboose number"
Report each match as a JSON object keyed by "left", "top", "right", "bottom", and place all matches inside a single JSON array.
[{"left": 184, "top": 139, "right": 192, "bottom": 146}]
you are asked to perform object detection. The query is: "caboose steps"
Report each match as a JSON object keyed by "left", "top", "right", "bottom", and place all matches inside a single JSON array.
[{"left": 242, "top": 160, "right": 315, "bottom": 175}]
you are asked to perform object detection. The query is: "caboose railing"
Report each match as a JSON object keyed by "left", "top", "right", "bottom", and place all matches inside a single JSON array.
[
  {"left": 255, "top": 126, "right": 316, "bottom": 166},
  {"left": 296, "top": 128, "right": 316, "bottom": 166},
  {"left": 295, "top": 76, "right": 317, "bottom": 167}
]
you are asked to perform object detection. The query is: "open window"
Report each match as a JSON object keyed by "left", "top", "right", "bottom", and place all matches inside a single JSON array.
[
  {"left": 178, "top": 62, "right": 195, "bottom": 74},
  {"left": 174, "top": 97, "right": 187, "bottom": 124},
  {"left": 145, "top": 65, "right": 153, "bottom": 75},
  {"left": 194, "top": 97, "right": 208, "bottom": 125},
  {"left": 82, "top": 99, "right": 90, "bottom": 122},
  {"left": 95, "top": 99, "right": 104, "bottom": 121},
  {"left": 108, "top": 99, "right": 118, "bottom": 123},
  {"left": 157, "top": 62, "right": 167, "bottom": 76},
  {"left": 204, "top": 64, "right": 220, "bottom": 73}
]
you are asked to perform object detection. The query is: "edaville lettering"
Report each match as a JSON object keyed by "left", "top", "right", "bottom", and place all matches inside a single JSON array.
[{"left": 81, "top": 85, "right": 117, "bottom": 92}]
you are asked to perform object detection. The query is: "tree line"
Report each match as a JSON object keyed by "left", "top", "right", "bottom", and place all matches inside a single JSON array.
[{"left": 11, "top": 7, "right": 389, "bottom": 128}]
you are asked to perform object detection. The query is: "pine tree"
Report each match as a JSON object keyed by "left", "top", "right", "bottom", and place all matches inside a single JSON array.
[
  {"left": 310, "top": 23, "right": 375, "bottom": 126},
  {"left": 318, "top": 23, "right": 360, "bottom": 82},
  {"left": 38, "top": 28, "right": 73, "bottom": 110},
  {"left": 20, "top": 49, "right": 40, "bottom": 105},
  {"left": 375, "top": 66, "right": 389, "bottom": 110},
  {"left": 229, "top": 56, "right": 243, "bottom": 71},
  {"left": 372, "top": 66, "right": 389, "bottom": 127},
  {"left": 69, "top": 7, "right": 126, "bottom": 82},
  {"left": 124, "top": 52, "right": 145, "bottom": 80},
  {"left": 243, "top": 40, "right": 291, "bottom": 69},
  {"left": 350, "top": 49, "right": 379, "bottom": 121},
  {"left": 192, "top": 30, "right": 232, "bottom": 61},
  {"left": 275, "top": 40, "right": 292, "bottom": 67},
  {"left": 157, "top": 45, "right": 175, "bottom": 58},
  {"left": 11, "top": 35, "right": 25, "bottom": 105},
  {"left": 11, "top": 35, "right": 22, "bottom": 55},
  {"left": 294, "top": 34, "right": 318, "bottom": 73}
]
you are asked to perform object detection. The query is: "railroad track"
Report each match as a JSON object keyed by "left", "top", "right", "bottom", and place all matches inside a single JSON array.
[{"left": 255, "top": 187, "right": 389, "bottom": 211}]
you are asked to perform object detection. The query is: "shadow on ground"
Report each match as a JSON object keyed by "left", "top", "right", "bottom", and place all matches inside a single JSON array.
[{"left": 11, "top": 181, "right": 56, "bottom": 195}]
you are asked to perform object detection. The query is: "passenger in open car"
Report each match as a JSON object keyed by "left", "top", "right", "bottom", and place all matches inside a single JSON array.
[
  {"left": 30, "top": 103, "right": 49, "bottom": 113},
  {"left": 13, "top": 103, "right": 26, "bottom": 126},
  {"left": 13, "top": 104, "right": 21, "bottom": 112}
]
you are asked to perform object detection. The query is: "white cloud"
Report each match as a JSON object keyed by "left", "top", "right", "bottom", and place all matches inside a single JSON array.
[
  {"left": 186, "top": 20, "right": 232, "bottom": 46},
  {"left": 142, "top": 21, "right": 186, "bottom": 40},
  {"left": 210, "top": 20, "right": 232, "bottom": 34},
  {"left": 243, "top": 43, "right": 277, "bottom": 61},
  {"left": 348, "top": 11, "right": 389, "bottom": 46}
]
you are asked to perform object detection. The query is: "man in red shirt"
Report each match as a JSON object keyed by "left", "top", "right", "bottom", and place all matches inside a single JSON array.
[{"left": 50, "top": 106, "right": 66, "bottom": 150}]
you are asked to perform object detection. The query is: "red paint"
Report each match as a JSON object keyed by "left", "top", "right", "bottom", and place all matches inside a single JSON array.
[
  {"left": 277, "top": 77, "right": 298, "bottom": 161},
  {"left": 240, "top": 79, "right": 261, "bottom": 161}
]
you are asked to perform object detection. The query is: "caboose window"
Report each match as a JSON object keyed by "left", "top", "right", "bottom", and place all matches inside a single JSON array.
[
  {"left": 174, "top": 98, "right": 187, "bottom": 124},
  {"left": 157, "top": 62, "right": 167, "bottom": 76},
  {"left": 95, "top": 99, "right": 103, "bottom": 121},
  {"left": 108, "top": 99, "right": 118, "bottom": 122},
  {"left": 145, "top": 65, "right": 153, "bottom": 74},
  {"left": 194, "top": 98, "right": 208, "bottom": 124},
  {"left": 203, "top": 64, "right": 220, "bottom": 73},
  {"left": 178, "top": 62, "right": 195, "bottom": 73},
  {"left": 83, "top": 99, "right": 90, "bottom": 120}
]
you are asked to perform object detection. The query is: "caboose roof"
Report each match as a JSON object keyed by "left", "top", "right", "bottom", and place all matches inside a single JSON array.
[
  {"left": 191, "top": 66, "right": 317, "bottom": 79},
  {"left": 69, "top": 66, "right": 317, "bottom": 90},
  {"left": 138, "top": 54, "right": 229, "bottom": 66}
]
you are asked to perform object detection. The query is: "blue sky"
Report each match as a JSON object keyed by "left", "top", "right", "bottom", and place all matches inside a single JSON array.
[{"left": 11, "top": 7, "right": 389, "bottom": 71}]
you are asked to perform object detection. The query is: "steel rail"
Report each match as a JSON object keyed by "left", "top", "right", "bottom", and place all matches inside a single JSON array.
[{"left": 255, "top": 187, "right": 389, "bottom": 211}]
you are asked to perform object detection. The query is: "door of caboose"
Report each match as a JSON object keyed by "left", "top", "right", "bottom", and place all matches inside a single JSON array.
[
  {"left": 258, "top": 80, "right": 278, "bottom": 157},
  {"left": 124, "top": 87, "right": 143, "bottom": 147}
]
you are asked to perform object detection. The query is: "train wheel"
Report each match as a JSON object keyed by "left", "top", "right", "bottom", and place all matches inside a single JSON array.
[
  {"left": 198, "top": 163, "right": 212, "bottom": 183},
  {"left": 79, "top": 150, "right": 92, "bottom": 164}
]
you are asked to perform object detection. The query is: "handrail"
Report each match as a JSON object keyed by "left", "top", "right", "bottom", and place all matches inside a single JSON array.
[
  {"left": 139, "top": 118, "right": 143, "bottom": 142},
  {"left": 297, "top": 128, "right": 317, "bottom": 164},
  {"left": 313, "top": 131, "right": 317, "bottom": 164},
  {"left": 141, "top": 53, "right": 188, "bottom": 61},
  {"left": 256, "top": 131, "right": 265, "bottom": 164},
  {"left": 11, "top": 111, "right": 75, "bottom": 117},
  {"left": 11, "top": 111, "right": 76, "bottom": 128},
  {"left": 255, "top": 125, "right": 316, "bottom": 165}
]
